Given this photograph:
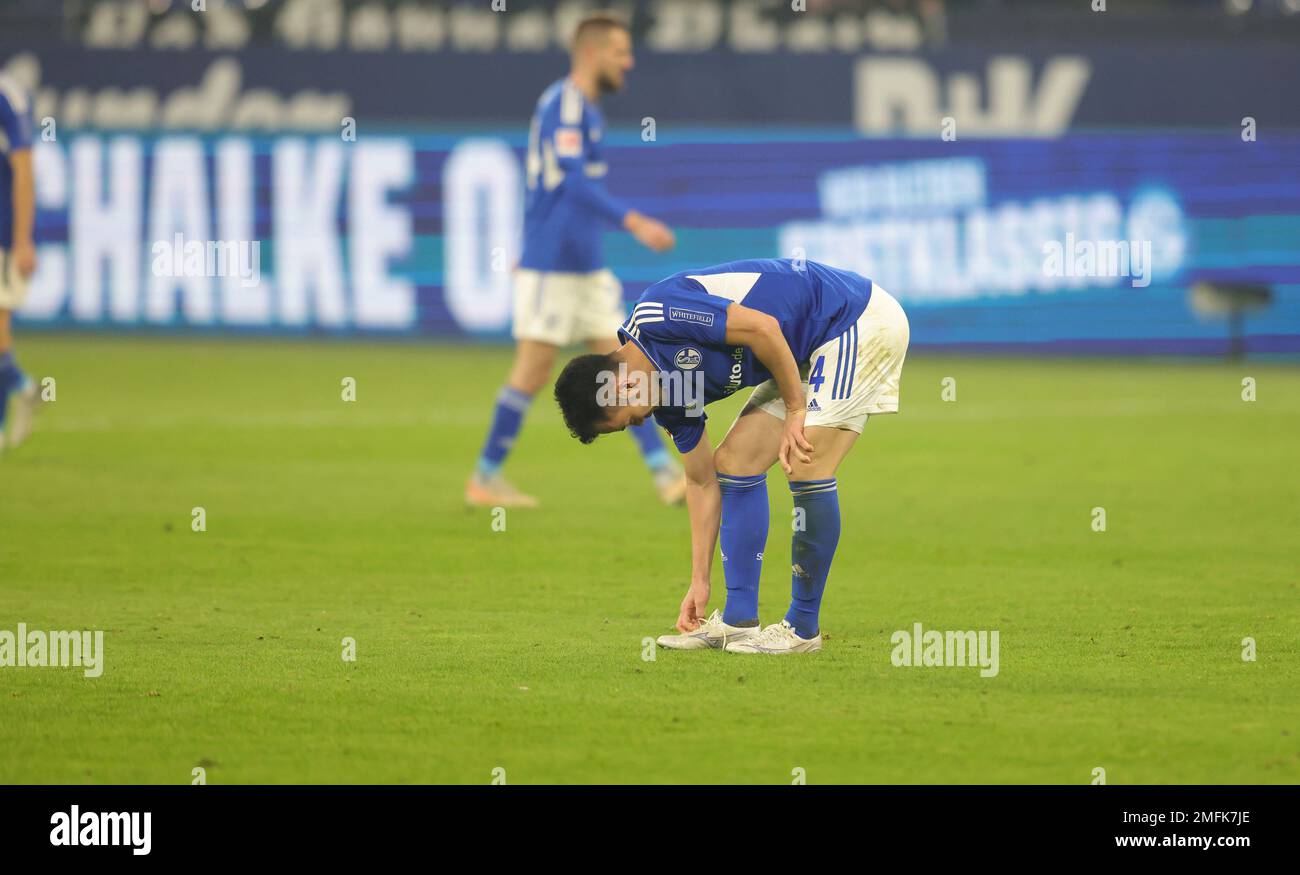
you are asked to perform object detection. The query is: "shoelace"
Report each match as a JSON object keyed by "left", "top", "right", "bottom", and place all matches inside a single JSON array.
[
  {"left": 685, "top": 610, "right": 736, "bottom": 646},
  {"left": 755, "top": 622, "right": 794, "bottom": 645},
  {"left": 693, "top": 610, "right": 724, "bottom": 636}
]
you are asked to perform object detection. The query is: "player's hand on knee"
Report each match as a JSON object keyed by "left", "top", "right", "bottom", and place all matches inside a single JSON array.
[{"left": 779, "top": 408, "right": 814, "bottom": 475}]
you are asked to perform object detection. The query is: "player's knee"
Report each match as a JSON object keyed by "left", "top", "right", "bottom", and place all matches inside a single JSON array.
[
  {"left": 786, "top": 441, "right": 840, "bottom": 482},
  {"left": 786, "top": 453, "right": 840, "bottom": 482},
  {"left": 714, "top": 444, "right": 765, "bottom": 477}
]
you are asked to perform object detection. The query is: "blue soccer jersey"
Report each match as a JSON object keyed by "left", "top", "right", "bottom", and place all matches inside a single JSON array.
[
  {"left": 0, "top": 74, "right": 35, "bottom": 250},
  {"left": 617, "top": 259, "right": 873, "bottom": 452},
  {"left": 519, "top": 78, "right": 630, "bottom": 273}
]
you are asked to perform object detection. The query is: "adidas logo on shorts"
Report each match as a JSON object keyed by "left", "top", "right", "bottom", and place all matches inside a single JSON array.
[{"left": 807, "top": 399, "right": 821, "bottom": 412}]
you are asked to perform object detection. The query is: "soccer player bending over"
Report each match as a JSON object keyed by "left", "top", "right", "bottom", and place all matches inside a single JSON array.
[
  {"left": 465, "top": 11, "right": 683, "bottom": 509},
  {"left": 0, "top": 73, "right": 39, "bottom": 455},
  {"left": 554, "top": 259, "right": 909, "bottom": 654}
]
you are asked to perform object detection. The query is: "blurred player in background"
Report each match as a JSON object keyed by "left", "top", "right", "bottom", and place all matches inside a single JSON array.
[
  {"left": 0, "top": 71, "right": 38, "bottom": 455},
  {"left": 466, "top": 11, "right": 684, "bottom": 509}
]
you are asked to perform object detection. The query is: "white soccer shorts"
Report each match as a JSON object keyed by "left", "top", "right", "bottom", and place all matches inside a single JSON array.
[
  {"left": 743, "top": 285, "right": 910, "bottom": 433},
  {"left": 0, "top": 248, "right": 30, "bottom": 311},
  {"left": 511, "top": 268, "right": 625, "bottom": 347}
]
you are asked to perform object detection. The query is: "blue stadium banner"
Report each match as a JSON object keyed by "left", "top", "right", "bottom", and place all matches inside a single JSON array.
[{"left": 18, "top": 130, "right": 1300, "bottom": 352}]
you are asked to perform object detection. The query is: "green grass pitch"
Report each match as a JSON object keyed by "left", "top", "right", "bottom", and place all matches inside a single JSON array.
[{"left": 2, "top": 334, "right": 1297, "bottom": 784}]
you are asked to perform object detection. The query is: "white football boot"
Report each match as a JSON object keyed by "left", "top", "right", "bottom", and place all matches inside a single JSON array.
[
  {"left": 724, "top": 619, "right": 822, "bottom": 654},
  {"left": 656, "top": 609, "right": 759, "bottom": 651}
]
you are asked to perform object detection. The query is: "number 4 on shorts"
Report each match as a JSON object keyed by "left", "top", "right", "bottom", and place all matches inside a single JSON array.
[{"left": 808, "top": 355, "right": 826, "bottom": 392}]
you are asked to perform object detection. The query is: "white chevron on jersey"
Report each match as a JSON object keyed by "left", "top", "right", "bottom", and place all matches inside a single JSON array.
[
  {"left": 624, "top": 303, "right": 664, "bottom": 338},
  {"left": 685, "top": 272, "right": 761, "bottom": 304}
]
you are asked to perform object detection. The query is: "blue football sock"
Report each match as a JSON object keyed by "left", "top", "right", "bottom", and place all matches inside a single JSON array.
[
  {"left": 629, "top": 419, "right": 671, "bottom": 471},
  {"left": 476, "top": 385, "right": 533, "bottom": 477},
  {"left": 0, "top": 350, "right": 26, "bottom": 431},
  {"left": 718, "top": 472, "right": 768, "bottom": 626},
  {"left": 785, "top": 479, "right": 840, "bottom": 639}
]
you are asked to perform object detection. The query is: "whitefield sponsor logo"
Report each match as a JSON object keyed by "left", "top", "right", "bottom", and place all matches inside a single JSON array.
[
  {"left": 151, "top": 233, "right": 261, "bottom": 289},
  {"left": 50, "top": 806, "right": 151, "bottom": 856},
  {"left": 1043, "top": 233, "right": 1152, "bottom": 288},
  {"left": 891, "top": 622, "right": 999, "bottom": 678},
  {"left": 596, "top": 363, "right": 706, "bottom": 417},
  {"left": 0, "top": 623, "right": 104, "bottom": 678},
  {"left": 668, "top": 307, "right": 715, "bottom": 327}
]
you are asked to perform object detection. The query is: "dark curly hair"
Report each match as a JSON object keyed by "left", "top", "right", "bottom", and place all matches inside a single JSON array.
[{"left": 554, "top": 353, "right": 619, "bottom": 444}]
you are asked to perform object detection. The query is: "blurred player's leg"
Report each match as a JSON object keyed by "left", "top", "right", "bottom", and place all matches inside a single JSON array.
[
  {"left": 0, "top": 309, "right": 15, "bottom": 452},
  {"left": 0, "top": 272, "right": 40, "bottom": 454},
  {"left": 466, "top": 338, "right": 555, "bottom": 508},
  {"left": 467, "top": 267, "right": 579, "bottom": 508},
  {"left": 0, "top": 84, "right": 37, "bottom": 456}
]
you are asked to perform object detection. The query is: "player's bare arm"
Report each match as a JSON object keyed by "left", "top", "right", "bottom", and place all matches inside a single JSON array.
[
  {"left": 9, "top": 148, "right": 35, "bottom": 277},
  {"left": 676, "top": 434, "right": 719, "bottom": 632},
  {"left": 722, "top": 302, "right": 813, "bottom": 474},
  {"left": 623, "top": 209, "right": 675, "bottom": 253}
]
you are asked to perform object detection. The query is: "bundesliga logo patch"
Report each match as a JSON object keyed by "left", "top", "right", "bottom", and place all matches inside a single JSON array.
[
  {"left": 668, "top": 307, "right": 714, "bottom": 327},
  {"left": 554, "top": 127, "right": 583, "bottom": 158}
]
